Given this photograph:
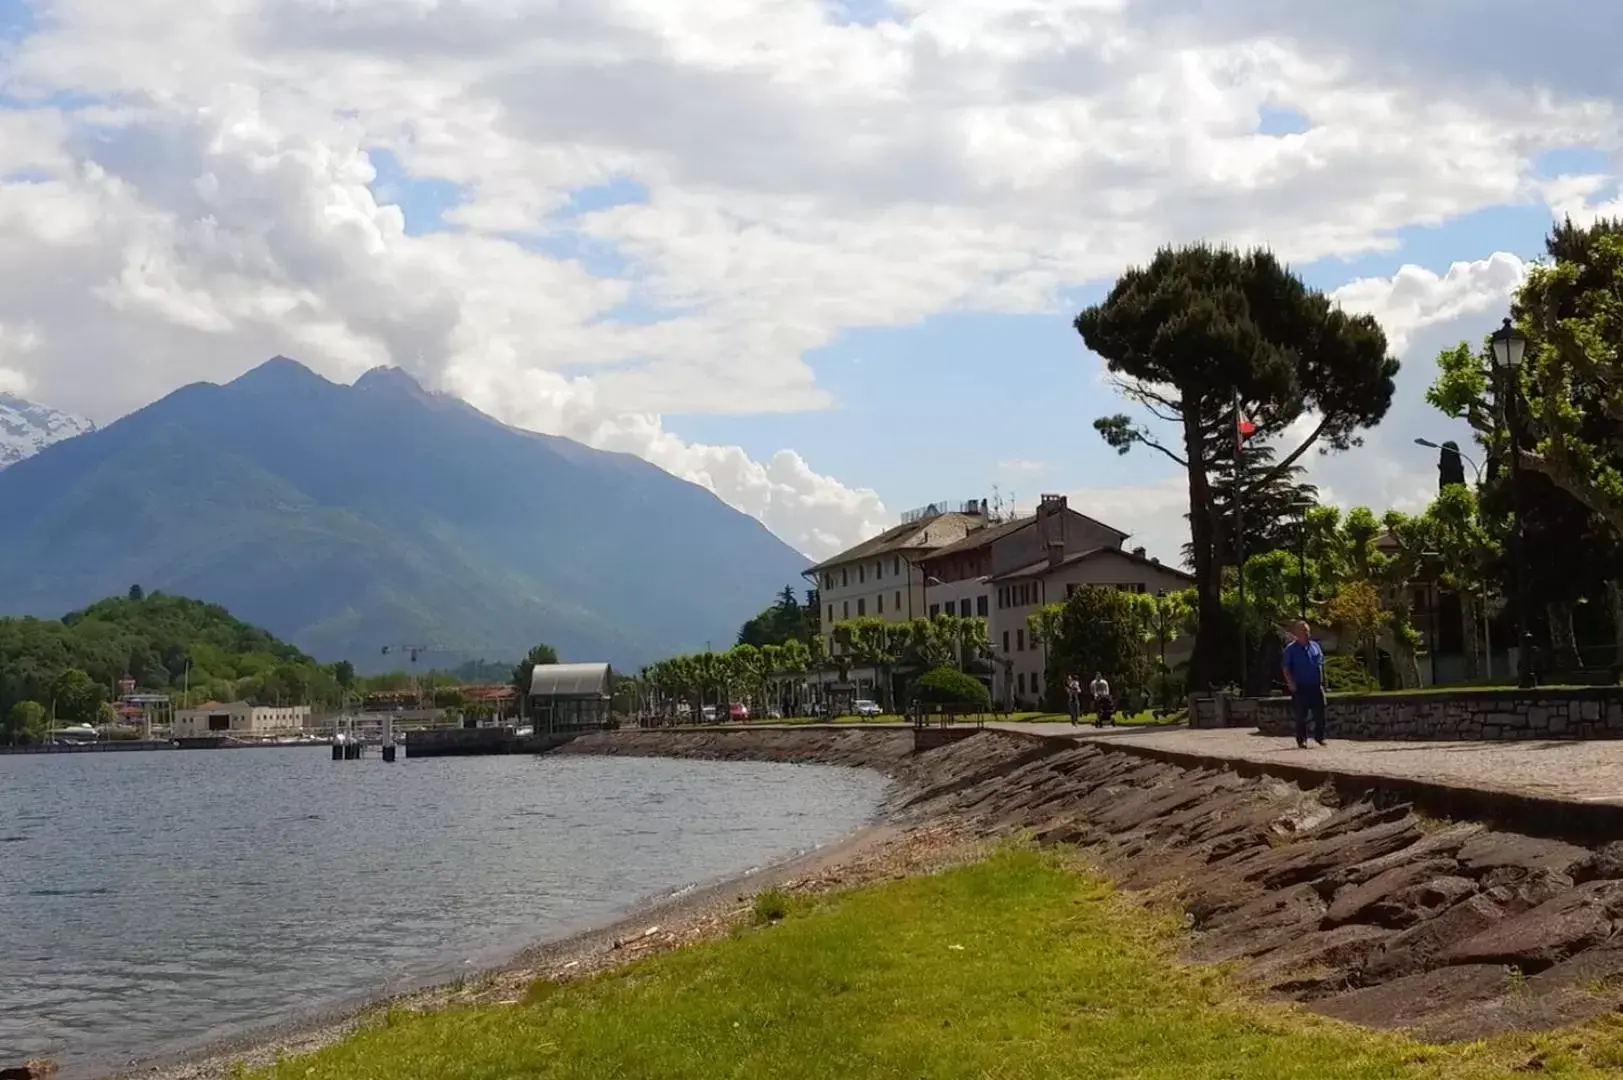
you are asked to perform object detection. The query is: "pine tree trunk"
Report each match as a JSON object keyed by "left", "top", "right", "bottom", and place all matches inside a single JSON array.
[{"left": 1185, "top": 407, "right": 1222, "bottom": 692}]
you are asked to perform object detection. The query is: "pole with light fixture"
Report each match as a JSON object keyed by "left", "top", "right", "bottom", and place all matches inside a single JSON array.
[
  {"left": 1413, "top": 437, "right": 1485, "bottom": 485},
  {"left": 1489, "top": 317, "right": 1537, "bottom": 689}
]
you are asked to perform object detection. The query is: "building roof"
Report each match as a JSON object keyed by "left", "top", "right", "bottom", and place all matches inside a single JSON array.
[
  {"left": 805, "top": 512, "right": 986, "bottom": 574},
  {"left": 916, "top": 506, "right": 1132, "bottom": 567},
  {"left": 529, "top": 662, "right": 612, "bottom": 698},
  {"left": 990, "top": 546, "right": 1196, "bottom": 584},
  {"left": 915, "top": 515, "right": 1033, "bottom": 564}
]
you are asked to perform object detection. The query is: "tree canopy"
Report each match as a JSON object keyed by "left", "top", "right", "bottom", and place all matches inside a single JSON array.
[
  {"left": 736, "top": 587, "right": 817, "bottom": 648},
  {"left": 0, "top": 592, "right": 341, "bottom": 736},
  {"left": 510, "top": 643, "right": 562, "bottom": 703},
  {"left": 1078, "top": 244, "right": 1399, "bottom": 690}
]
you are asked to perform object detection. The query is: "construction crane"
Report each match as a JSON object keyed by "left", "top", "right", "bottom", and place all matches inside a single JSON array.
[{"left": 380, "top": 643, "right": 450, "bottom": 710}]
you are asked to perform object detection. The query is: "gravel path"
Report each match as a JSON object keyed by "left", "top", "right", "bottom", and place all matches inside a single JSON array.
[{"left": 992, "top": 723, "right": 1623, "bottom": 806}]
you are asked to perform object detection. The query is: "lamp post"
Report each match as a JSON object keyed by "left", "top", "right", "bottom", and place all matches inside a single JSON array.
[
  {"left": 1489, "top": 316, "right": 1537, "bottom": 689},
  {"left": 1413, "top": 438, "right": 1486, "bottom": 484}
]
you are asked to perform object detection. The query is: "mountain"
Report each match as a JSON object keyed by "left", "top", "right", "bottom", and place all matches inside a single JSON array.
[
  {"left": 0, "top": 358, "right": 809, "bottom": 670},
  {"left": 0, "top": 393, "right": 95, "bottom": 468}
]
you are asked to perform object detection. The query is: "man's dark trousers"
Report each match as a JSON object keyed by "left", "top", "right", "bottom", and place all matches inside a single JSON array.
[{"left": 1293, "top": 685, "right": 1327, "bottom": 744}]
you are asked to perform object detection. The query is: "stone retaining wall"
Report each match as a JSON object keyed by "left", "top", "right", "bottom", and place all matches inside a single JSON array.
[{"left": 1239, "top": 688, "right": 1623, "bottom": 740}]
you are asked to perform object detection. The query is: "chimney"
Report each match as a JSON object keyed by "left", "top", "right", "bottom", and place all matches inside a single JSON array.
[
  {"left": 1132, "top": 546, "right": 1146, "bottom": 559},
  {"left": 1047, "top": 541, "right": 1064, "bottom": 569}
]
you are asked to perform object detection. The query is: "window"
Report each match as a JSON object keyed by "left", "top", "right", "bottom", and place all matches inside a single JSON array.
[
  {"left": 929, "top": 603, "right": 940, "bottom": 618},
  {"left": 1066, "top": 583, "right": 1078, "bottom": 598},
  {"left": 823, "top": 572, "right": 832, "bottom": 589},
  {"left": 977, "top": 595, "right": 988, "bottom": 617},
  {"left": 893, "top": 556, "right": 901, "bottom": 575},
  {"left": 876, "top": 560, "right": 883, "bottom": 581},
  {"left": 858, "top": 564, "right": 865, "bottom": 584},
  {"left": 894, "top": 590, "right": 901, "bottom": 610},
  {"left": 1002, "top": 631, "right": 1010, "bottom": 653},
  {"left": 1017, "top": 672, "right": 1026, "bottom": 694},
  {"left": 1016, "top": 628, "right": 1026, "bottom": 651},
  {"left": 857, "top": 598, "right": 866, "bottom": 616},
  {"left": 841, "top": 568, "right": 848, "bottom": 587},
  {"left": 876, "top": 593, "right": 884, "bottom": 614},
  {"left": 842, "top": 600, "right": 849, "bottom": 619},
  {"left": 827, "top": 604, "right": 833, "bottom": 624}
]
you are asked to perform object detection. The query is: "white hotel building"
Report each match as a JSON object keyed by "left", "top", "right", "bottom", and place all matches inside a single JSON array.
[{"left": 803, "top": 495, "right": 1194, "bottom": 709}]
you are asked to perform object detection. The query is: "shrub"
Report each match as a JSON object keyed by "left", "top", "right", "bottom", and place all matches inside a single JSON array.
[
  {"left": 914, "top": 666, "right": 991, "bottom": 709},
  {"left": 752, "top": 889, "right": 793, "bottom": 925},
  {"left": 1041, "top": 586, "right": 1153, "bottom": 706},
  {"left": 1324, "top": 654, "right": 1378, "bottom": 694}
]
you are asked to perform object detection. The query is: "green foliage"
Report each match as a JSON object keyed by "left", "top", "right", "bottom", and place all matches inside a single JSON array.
[
  {"left": 510, "top": 643, "right": 561, "bottom": 703},
  {"left": 737, "top": 587, "right": 816, "bottom": 648},
  {"left": 912, "top": 666, "right": 991, "bottom": 708},
  {"left": 3, "top": 699, "right": 47, "bottom": 744},
  {"left": 446, "top": 658, "right": 511, "bottom": 684},
  {"left": 49, "top": 667, "right": 104, "bottom": 725},
  {"left": 643, "top": 601, "right": 989, "bottom": 718},
  {"left": 245, "top": 849, "right": 1623, "bottom": 1080},
  {"left": 1429, "top": 218, "right": 1623, "bottom": 536},
  {"left": 1039, "top": 587, "right": 1153, "bottom": 708},
  {"left": 1323, "top": 654, "right": 1379, "bottom": 694},
  {"left": 1187, "top": 439, "right": 1317, "bottom": 570},
  {"left": 751, "top": 889, "right": 796, "bottom": 925},
  {"left": 0, "top": 592, "right": 342, "bottom": 719},
  {"left": 1078, "top": 243, "right": 1399, "bottom": 690}
]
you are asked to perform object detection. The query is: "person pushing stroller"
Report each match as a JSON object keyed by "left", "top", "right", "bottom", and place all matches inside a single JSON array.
[{"left": 1089, "top": 671, "right": 1115, "bottom": 727}]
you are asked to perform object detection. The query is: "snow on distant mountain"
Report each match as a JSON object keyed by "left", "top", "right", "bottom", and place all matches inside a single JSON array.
[{"left": 0, "top": 393, "right": 96, "bottom": 468}]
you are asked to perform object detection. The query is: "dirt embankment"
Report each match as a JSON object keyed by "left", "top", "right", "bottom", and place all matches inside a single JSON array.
[{"left": 562, "top": 727, "right": 1623, "bottom": 1041}]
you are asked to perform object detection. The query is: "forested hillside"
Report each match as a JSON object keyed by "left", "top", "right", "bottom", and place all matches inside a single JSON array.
[{"left": 0, "top": 590, "right": 344, "bottom": 739}]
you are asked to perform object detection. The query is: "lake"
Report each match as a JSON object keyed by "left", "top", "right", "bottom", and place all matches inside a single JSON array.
[{"left": 0, "top": 747, "right": 887, "bottom": 1077}]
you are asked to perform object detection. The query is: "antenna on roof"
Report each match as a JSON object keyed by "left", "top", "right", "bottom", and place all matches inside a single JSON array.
[{"left": 990, "top": 484, "right": 1005, "bottom": 523}]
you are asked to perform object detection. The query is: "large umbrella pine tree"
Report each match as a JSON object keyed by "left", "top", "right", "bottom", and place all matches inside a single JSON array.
[{"left": 1075, "top": 245, "right": 1399, "bottom": 691}]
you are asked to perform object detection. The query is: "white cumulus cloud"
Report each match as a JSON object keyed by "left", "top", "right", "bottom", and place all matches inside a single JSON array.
[{"left": 0, "top": 0, "right": 1618, "bottom": 558}]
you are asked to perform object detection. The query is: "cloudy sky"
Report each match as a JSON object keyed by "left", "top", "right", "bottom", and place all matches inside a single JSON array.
[{"left": 1, "top": 0, "right": 1618, "bottom": 563}]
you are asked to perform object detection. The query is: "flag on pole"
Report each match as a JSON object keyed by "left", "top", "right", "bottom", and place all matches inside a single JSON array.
[{"left": 1234, "top": 393, "right": 1257, "bottom": 454}]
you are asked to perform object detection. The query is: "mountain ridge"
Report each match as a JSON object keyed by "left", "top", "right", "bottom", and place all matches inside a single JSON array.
[
  {"left": 0, "top": 357, "right": 808, "bottom": 670},
  {"left": 0, "top": 391, "right": 96, "bottom": 469}
]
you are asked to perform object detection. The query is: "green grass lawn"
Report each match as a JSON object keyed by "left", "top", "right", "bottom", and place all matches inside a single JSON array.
[{"left": 249, "top": 850, "right": 1623, "bottom": 1079}]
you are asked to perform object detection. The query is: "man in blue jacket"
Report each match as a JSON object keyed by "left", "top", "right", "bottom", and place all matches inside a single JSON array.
[{"left": 1282, "top": 620, "right": 1327, "bottom": 748}]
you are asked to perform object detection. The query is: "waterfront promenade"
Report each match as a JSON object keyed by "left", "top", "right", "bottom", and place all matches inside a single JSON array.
[{"left": 990, "top": 722, "right": 1623, "bottom": 807}]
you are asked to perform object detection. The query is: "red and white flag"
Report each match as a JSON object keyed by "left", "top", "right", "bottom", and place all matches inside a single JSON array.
[{"left": 1234, "top": 393, "right": 1257, "bottom": 453}]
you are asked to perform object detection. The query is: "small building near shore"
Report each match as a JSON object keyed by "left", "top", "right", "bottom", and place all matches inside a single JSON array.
[
  {"left": 527, "top": 663, "right": 614, "bottom": 733},
  {"left": 173, "top": 701, "right": 311, "bottom": 738}
]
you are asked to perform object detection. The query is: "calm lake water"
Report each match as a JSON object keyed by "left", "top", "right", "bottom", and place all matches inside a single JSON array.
[{"left": 0, "top": 747, "right": 887, "bottom": 1077}]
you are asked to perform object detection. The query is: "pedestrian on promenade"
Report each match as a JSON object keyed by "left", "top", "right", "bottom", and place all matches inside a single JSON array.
[
  {"left": 1089, "top": 671, "right": 1114, "bottom": 727},
  {"left": 1065, "top": 674, "right": 1082, "bottom": 725},
  {"left": 1282, "top": 620, "right": 1327, "bottom": 748}
]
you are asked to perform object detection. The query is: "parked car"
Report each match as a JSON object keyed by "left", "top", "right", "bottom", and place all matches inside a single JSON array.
[
  {"left": 728, "top": 703, "right": 749, "bottom": 722},
  {"left": 853, "top": 699, "right": 882, "bottom": 718},
  {"left": 700, "top": 704, "right": 718, "bottom": 723}
]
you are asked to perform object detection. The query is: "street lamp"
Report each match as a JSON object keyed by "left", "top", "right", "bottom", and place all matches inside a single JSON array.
[
  {"left": 1489, "top": 316, "right": 1537, "bottom": 689},
  {"left": 1414, "top": 438, "right": 1485, "bottom": 484}
]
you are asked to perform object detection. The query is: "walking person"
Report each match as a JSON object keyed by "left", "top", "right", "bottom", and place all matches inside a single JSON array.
[
  {"left": 1089, "top": 671, "right": 1114, "bottom": 728},
  {"left": 1065, "top": 674, "right": 1082, "bottom": 725},
  {"left": 1282, "top": 620, "right": 1328, "bottom": 748}
]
